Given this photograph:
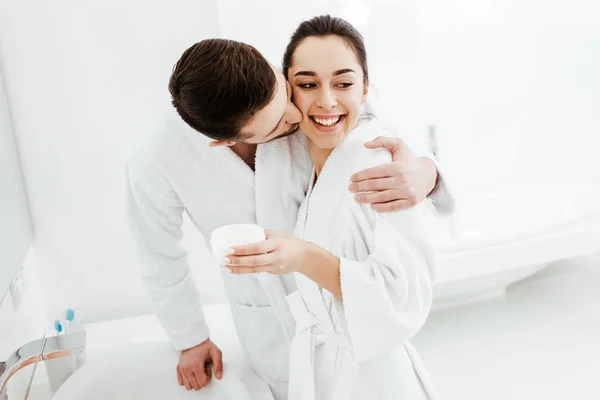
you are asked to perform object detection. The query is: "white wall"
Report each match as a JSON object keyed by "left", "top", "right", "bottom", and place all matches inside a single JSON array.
[
  {"left": 217, "top": 0, "right": 349, "bottom": 64},
  {"left": 0, "top": 0, "right": 599, "bottom": 322},
  {"left": 0, "top": 0, "right": 223, "bottom": 321},
  {"left": 364, "top": 0, "right": 600, "bottom": 193},
  {"left": 219, "top": 0, "right": 600, "bottom": 190}
]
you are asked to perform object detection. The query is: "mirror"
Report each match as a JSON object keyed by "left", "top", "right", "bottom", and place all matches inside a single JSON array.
[{"left": 0, "top": 66, "right": 32, "bottom": 303}]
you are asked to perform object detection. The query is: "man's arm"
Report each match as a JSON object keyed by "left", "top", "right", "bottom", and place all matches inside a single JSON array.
[
  {"left": 348, "top": 136, "right": 455, "bottom": 214},
  {"left": 420, "top": 154, "right": 456, "bottom": 216},
  {"left": 125, "top": 158, "right": 222, "bottom": 389}
]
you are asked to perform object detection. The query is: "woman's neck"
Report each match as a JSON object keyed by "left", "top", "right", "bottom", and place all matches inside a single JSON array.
[{"left": 307, "top": 140, "right": 333, "bottom": 178}]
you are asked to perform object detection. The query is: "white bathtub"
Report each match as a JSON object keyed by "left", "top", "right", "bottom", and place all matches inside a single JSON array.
[{"left": 431, "top": 180, "right": 600, "bottom": 309}]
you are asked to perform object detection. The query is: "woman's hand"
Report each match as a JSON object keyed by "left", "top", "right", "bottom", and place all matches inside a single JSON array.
[
  {"left": 224, "top": 230, "right": 311, "bottom": 275},
  {"left": 226, "top": 229, "right": 343, "bottom": 298},
  {"left": 349, "top": 136, "right": 439, "bottom": 212}
]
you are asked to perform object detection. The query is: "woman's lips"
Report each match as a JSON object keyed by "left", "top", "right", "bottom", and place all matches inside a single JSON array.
[{"left": 309, "top": 114, "right": 346, "bottom": 133}]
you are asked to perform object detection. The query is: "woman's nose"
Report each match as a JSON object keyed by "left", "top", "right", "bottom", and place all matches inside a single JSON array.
[{"left": 317, "top": 88, "right": 337, "bottom": 110}]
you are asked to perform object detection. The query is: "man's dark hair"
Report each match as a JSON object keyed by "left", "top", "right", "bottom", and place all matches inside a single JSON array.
[{"left": 169, "top": 39, "right": 277, "bottom": 140}]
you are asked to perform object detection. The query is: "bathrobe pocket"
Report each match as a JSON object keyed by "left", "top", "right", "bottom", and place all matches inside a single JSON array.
[{"left": 229, "top": 301, "right": 290, "bottom": 384}]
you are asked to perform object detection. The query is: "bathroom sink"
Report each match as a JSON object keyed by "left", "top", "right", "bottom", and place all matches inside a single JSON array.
[
  {"left": 52, "top": 302, "right": 275, "bottom": 400},
  {"left": 52, "top": 341, "right": 273, "bottom": 400}
]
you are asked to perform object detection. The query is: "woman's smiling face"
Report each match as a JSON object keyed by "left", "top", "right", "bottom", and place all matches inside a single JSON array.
[{"left": 288, "top": 35, "right": 368, "bottom": 150}]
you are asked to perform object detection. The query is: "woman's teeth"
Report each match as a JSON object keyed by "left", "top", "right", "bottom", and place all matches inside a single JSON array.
[{"left": 312, "top": 116, "right": 341, "bottom": 126}]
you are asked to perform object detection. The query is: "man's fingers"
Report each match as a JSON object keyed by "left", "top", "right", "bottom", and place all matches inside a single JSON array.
[
  {"left": 363, "top": 138, "right": 383, "bottom": 149},
  {"left": 363, "top": 136, "right": 405, "bottom": 152},
  {"left": 181, "top": 371, "right": 193, "bottom": 391},
  {"left": 354, "top": 190, "right": 410, "bottom": 205},
  {"left": 363, "top": 136, "right": 393, "bottom": 150},
  {"left": 191, "top": 370, "right": 207, "bottom": 390},
  {"left": 351, "top": 163, "right": 396, "bottom": 183},
  {"left": 177, "top": 369, "right": 183, "bottom": 386},
  {"left": 210, "top": 348, "right": 224, "bottom": 380},
  {"left": 231, "top": 239, "right": 276, "bottom": 256},
  {"left": 227, "top": 265, "right": 269, "bottom": 274},
  {"left": 349, "top": 177, "right": 397, "bottom": 193},
  {"left": 193, "top": 361, "right": 212, "bottom": 389},
  {"left": 370, "top": 199, "right": 413, "bottom": 213}
]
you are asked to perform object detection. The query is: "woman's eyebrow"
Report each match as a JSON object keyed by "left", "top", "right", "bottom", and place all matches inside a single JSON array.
[
  {"left": 294, "top": 71, "right": 316, "bottom": 77},
  {"left": 333, "top": 68, "right": 355, "bottom": 76},
  {"left": 293, "top": 68, "right": 356, "bottom": 77}
]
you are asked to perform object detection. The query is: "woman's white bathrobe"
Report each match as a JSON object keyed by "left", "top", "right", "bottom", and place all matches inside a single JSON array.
[
  {"left": 287, "top": 118, "right": 438, "bottom": 400},
  {"left": 127, "top": 108, "right": 452, "bottom": 400}
]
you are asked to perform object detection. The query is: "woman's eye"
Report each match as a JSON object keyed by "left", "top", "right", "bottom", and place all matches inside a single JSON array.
[
  {"left": 336, "top": 83, "right": 353, "bottom": 88},
  {"left": 298, "top": 83, "right": 317, "bottom": 89}
]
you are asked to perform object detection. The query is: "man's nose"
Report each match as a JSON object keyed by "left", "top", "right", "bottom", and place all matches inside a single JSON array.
[{"left": 285, "top": 103, "right": 302, "bottom": 124}]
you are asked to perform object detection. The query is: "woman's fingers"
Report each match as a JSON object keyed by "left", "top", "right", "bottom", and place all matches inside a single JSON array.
[
  {"left": 231, "top": 238, "right": 276, "bottom": 256},
  {"left": 227, "top": 252, "right": 274, "bottom": 267},
  {"left": 226, "top": 265, "right": 270, "bottom": 274}
]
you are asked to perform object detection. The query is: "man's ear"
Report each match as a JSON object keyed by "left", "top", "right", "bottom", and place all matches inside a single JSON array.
[
  {"left": 209, "top": 140, "right": 236, "bottom": 147},
  {"left": 361, "top": 81, "right": 370, "bottom": 104}
]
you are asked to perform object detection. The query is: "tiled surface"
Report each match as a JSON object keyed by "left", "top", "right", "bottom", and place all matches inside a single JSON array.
[{"left": 27, "top": 252, "right": 600, "bottom": 399}]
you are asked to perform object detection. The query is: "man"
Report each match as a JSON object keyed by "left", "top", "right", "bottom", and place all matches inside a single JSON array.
[{"left": 126, "top": 38, "right": 453, "bottom": 398}]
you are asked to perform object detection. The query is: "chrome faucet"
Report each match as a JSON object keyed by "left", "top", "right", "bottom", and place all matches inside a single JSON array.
[{"left": 0, "top": 330, "right": 86, "bottom": 395}]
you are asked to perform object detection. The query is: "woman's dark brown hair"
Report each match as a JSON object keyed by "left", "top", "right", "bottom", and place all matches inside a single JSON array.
[{"left": 282, "top": 15, "right": 369, "bottom": 83}]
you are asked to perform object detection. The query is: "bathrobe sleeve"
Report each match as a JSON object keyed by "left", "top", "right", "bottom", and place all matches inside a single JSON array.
[
  {"left": 126, "top": 159, "right": 210, "bottom": 351},
  {"left": 378, "top": 120, "right": 455, "bottom": 216},
  {"left": 331, "top": 141, "right": 437, "bottom": 362},
  {"left": 336, "top": 201, "right": 436, "bottom": 362}
]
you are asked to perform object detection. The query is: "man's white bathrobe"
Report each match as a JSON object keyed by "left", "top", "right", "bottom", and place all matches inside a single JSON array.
[
  {"left": 287, "top": 118, "right": 438, "bottom": 400},
  {"left": 126, "top": 108, "right": 452, "bottom": 399},
  {"left": 127, "top": 108, "right": 311, "bottom": 398}
]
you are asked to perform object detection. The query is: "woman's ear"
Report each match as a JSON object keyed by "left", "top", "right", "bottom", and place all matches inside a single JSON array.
[{"left": 361, "top": 81, "right": 370, "bottom": 104}]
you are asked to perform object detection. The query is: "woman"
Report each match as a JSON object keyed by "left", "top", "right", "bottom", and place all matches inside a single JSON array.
[{"left": 226, "top": 15, "right": 437, "bottom": 400}]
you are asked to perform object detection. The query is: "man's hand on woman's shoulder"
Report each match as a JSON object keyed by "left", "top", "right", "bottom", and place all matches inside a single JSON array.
[{"left": 349, "top": 136, "right": 438, "bottom": 212}]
